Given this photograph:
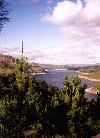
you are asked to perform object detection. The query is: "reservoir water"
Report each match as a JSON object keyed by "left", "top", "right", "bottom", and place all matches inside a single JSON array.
[{"left": 34, "top": 69, "right": 99, "bottom": 101}]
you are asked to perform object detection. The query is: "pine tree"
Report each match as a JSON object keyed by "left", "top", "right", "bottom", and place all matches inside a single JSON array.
[
  {"left": 63, "top": 76, "right": 88, "bottom": 137},
  {"left": 0, "top": 56, "right": 37, "bottom": 137}
]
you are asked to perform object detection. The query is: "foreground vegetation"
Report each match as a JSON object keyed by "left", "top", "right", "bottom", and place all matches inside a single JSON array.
[
  {"left": 0, "top": 1, "right": 100, "bottom": 137},
  {"left": 0, "top": 58, "right": 100, "bottom": 138}
]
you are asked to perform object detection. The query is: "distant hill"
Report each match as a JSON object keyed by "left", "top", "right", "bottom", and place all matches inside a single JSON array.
[
  {"left": 36, "top": 63, "right": 68, "bottom": 70},
  {"left": 0, "top": 54, "right": 46, "bottom": 74},
  {"left": 79, "top": 65, "right": 100, "bottom": 73},
  {"left": 37, "top": 63, "right": 85, "bottom": 71}
]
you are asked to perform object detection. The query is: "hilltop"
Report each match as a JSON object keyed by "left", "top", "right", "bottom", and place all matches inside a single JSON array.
[{"left": 0, "top": 54, "right": 46, "bottom": 74}]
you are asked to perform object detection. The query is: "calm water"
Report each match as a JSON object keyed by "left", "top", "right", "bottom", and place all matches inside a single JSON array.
[{"left": 34, "top": 69, "right": 99, "bottom": 101}]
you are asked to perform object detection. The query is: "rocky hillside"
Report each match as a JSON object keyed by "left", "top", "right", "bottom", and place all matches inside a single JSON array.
[{"left": 0, "top": 54, "right": 46, "bottom": 74}]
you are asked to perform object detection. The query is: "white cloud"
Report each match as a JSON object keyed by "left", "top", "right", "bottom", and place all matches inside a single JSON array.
[
  {"left": 42, "top": 0, "right": 83, "bottom": 25},
  {"left": 27, "top": 44, "right": 100, "bottom": 65},
  {"left": 2, "top": 0, "right": 100, "bottom": 66},
  {"left": 3, "top": 0, "right": 100, "bottom": 65},
  {"left": 42, "top": 0, "right": 100, "bottom": 25},
  {"left": 0, "top": 45, "right": 20, "bottom": 57},
  {"left": 1, "top": 43, "right": 100, "bottom": 64},
  {"left": 42, "top": 0, "right": 100, "bottom": 55}
]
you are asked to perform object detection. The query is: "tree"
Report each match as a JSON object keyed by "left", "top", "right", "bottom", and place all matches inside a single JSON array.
[
  {"left": 0, "top": 57, "right": 62, "bottom": 137},
  {"left": 62, "top": 76, "right": 100, "bottom": 138},
  {"left": 0, "top": 57, "right": 100, "bottom": 138},
  {"left": 0, "top": 0, "right": 10, "bottom": 32},
  {"left": 62, "top": 76, "right": 89, "bottom": 137},
  {"left": 0, "top": 58, "right": 38, "bottom": 137}
]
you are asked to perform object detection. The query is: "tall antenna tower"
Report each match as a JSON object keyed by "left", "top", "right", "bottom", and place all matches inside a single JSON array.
[
  {"left": 22, "top": 41, "right": 23, "bottom": 55},
  {"left": 21, "top": 41, "right": 24, "bottom": 61}
]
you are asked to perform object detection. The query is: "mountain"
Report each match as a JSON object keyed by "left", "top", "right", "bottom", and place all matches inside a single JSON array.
[{"left": 0, "top": 54, "right": 46, "bottom": 74}]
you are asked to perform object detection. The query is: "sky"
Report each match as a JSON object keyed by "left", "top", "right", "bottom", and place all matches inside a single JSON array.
[{"left": 0, "top": 0, "right": 100, "bottom": 65}]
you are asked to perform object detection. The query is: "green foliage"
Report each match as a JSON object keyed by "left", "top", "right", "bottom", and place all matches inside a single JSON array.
[
  {"left": 0, "top": 57, "right": 63, "bottom": 137},
  {"left": 0, "top": 59, "right": 100, "bottom": 138},
  {"left": 0, "top": 58, "right": 36, "bottom": 137},
  {"left": 62, "top": 76, "right": 100, "bottom": 138}
]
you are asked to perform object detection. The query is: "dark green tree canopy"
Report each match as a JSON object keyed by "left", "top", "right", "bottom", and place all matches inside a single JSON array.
[
  {"left": 0, "top": 61, "right": 100, "bottom": 137},
  {"left": 0, "top": 0, "right": 10, "bottom": 31}
]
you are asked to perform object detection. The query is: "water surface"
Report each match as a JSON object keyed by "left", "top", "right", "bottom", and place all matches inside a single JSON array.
[{"left": 34, "top": 69, "right": 99, "bottom": 101}]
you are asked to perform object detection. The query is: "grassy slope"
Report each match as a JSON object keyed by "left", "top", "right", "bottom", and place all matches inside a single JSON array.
[
  {"left": 78, "top": 65, "right": 100, "bottom": 80},
  {"left": 78, "top": 65, "right": 100, "bottom": 92},
  {"left": 78, "top": 71, "right": 100, "bottom": 81}
]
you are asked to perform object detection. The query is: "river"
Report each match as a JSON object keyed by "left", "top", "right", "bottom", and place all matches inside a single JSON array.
[{"left": 34, "top": 69, "right": 99, "bottom": 101}]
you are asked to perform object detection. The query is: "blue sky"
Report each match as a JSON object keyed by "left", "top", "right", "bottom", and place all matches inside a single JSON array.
[{"left": 0, "top": 0, "right": 100, "bottom": 64}]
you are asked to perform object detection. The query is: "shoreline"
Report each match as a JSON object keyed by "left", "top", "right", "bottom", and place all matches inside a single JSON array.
[
  {"left": 32, "top": 72, "right": 46, "bottom": 75},
  {"left": 78, "top": 73, "right": 100, "bottom": 94},
  {"left": 78, "top": 75, "right": 100, "bottom": 82},
  {"left": 85, "top": 87, "right": 98, "bottom": 94}
]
